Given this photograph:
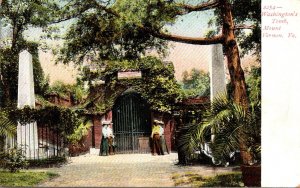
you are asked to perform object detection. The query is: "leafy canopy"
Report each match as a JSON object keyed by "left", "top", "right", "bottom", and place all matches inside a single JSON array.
[
  {"left": 56, "top": 0, "right": 170, "bottom": 65},
  {"left": 207, "top": 0, "right": 261, "bottom": 58},
  {"left": 0, "top": 43, "right": 49, "bottom": 106},
  {"left": 84, "top": 56, "right": 181, "bottom": 113},
  {"left": 55, "top": 0, "right": 261, "bottom": 65},
  {"left": 0, "top": 0, "right": 58, "bottom": 106},
  {"left": 180, "top": 68, "right": 210, "bottom": 98},
  {"left": 47, "top": 81, "right": 87, "bottom": 104}
]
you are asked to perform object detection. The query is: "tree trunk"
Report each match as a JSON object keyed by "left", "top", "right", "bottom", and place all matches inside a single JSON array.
[
  {"left": 220, "top": 0, "right": 248, "bottom": 108},
  {"left": 219, "top": 0, "right": 252, "bottom": 165},
  {"left": 11, "top": 22, "right": 18, "bottom": 53},
  {"left": 1, "top": 77, "right": 11, "bottom": 106}
]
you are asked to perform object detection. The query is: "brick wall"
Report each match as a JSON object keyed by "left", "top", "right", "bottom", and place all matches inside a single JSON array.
[
  {"left": 85, "top": 110, "right": 176, "bottom": 153},
  {"left": 162, "top": 115, "right": 175, "bottom": 152},
  {"left": 38, "top": 126, "right": 60, "bottom": 146},
  {"left": 152, "top": 112, "right": 176, "bottom": 153},
  {"left": 92, "top": 116, "right": 102, "bottom": 149},
  {"left": 46, "top": 93, "right": 73, "bottom": 107}
]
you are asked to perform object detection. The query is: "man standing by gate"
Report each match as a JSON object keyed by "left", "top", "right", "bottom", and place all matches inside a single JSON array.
[{"left": 158, "top": 120, "right": 169, "bottom": 155}]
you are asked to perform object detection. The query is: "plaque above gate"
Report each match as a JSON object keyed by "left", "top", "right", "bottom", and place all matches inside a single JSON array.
[{"left": 117, "top": 71, "right": 142, "bottom": 79}]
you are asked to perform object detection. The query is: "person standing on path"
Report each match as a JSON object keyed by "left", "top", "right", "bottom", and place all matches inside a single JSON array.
[
  {"left": 151, "top": 120, "right": 163, "bottom": 155},
  {"left": 107, "top": 123, "right": 115, "bottom": 155},
  {"left": 100, "top": 121, "right": 110, "bottom": 156},
  {"left": 158, "top": 120, "right": 169, "bottom": 154}
]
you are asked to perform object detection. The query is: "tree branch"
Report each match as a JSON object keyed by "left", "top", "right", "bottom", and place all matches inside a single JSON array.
[
  {"left": 142, "top": 26, "right": 224, "bottom": 45},
  {"left": 234, "top": 24, "right": 255, "bottom": 30},
  {"left": 177, "top": 0, "right": 219, "bottom": 15},
  {"left": 50, "top": 0, "right": 119, "bottom": 24}
]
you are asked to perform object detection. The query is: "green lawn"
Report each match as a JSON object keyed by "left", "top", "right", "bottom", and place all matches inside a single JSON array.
[
  {"left": 0, "top": 170, "right": 59, "bottom": 187},
  {"left": 172, "top": 171, "right": 243, "bottom": 187}
]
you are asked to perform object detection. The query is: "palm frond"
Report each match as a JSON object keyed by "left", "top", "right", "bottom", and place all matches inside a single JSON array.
[
  {"left": 177, "top": 94, "right": 234, "bottom": 158},
  {"left": 211, "top": 122, "right": 243, "bottom": 162},
  {"left": 177, "top": 92, "right": 261, "bottom": 164},
  {"left": 0, "top": 110, "right": 17, "bottom": 137}
]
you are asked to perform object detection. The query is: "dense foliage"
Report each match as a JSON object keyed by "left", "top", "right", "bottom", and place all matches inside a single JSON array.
[
  {"left": 67, "top": 120, "right": 92, "bottom": 144},
  {"left": 51, "top": 0, "right": 261, "bottom": 110},
  {"left": 207, "top": 0, "right": 261, "bottom": 58},
  {"left": 0, "top": 45, "right": 50, "bottom": 106},
  {"left": 178, "top": 66, "right": 261, "bottom": 165},
  {"left": 246, "top": 66, "right": 261, "bottom": 105},
  {"left": 84, "top": 56, "right": 181, "bottom": 113},
  {"left": 0, "top": 49, "right": 18, "bottom": 106},
  {"left": 232, "top": 0, "right": 261, "bottom": 59},
  {"left": 67, "top": 119, "right": 92, "bottom": 156},
  {"left": 208, "top": 95, "right": 260, "bottom": 164},
  {"left": 245, "top": 66, "right": 261, "bottom": 161},
  {"left": 47, "top": 81, "right": 87, "bottom": 104},
  {"left": 0, "top": 147, "right": 28, "bottom": 173},
  {"left": 136, "top": 57, "right": 181, "bottom": 112},
  {"left": 54, "top": 0, "right": 261, "bottom": 62},
  {"left": 7, "top": 106, "right": 81, "bottom": 141},
  {"left": 56, "top": 0, "right": 168, "bottom": 65},
  {"left": 180, "top": 68, "right": 210, "bottom": 98},
  {"left": 0, "top": 110, "right": 16, "bottom": 138},
  {"left": 0, "top": 0, "right": 56, "bottom": 106}
]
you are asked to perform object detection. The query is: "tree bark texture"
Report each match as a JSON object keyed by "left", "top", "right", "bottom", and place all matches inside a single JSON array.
[
  {"left": 219, "top": 0, "right": 248, "bottom": 108},
  {"left": 219, "top": 0, "right": 252, "bottom": 165}
]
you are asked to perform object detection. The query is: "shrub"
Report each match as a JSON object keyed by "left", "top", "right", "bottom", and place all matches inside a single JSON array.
[
  {"left": 27, "top": 156, "right": 67, "bottom": 168},
  {"left": 0, "top": 147, "right": 28, "bottom": 173}
]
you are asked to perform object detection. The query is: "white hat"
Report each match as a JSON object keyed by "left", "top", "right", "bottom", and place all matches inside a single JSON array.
[
  {"left": 158, "top": 121, "right": 164, "bottom": 125},
  {"left": 102, "top": 120, "right": 111, "bottom": 125}
]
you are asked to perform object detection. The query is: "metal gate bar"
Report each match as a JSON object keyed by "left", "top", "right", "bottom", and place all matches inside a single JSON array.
[{"left": 113, "top": 92, "right": 151, "bottom": 153}]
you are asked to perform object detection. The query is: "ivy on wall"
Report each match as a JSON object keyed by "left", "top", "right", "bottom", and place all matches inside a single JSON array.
[
  {"left": 67, "top": 120, "right": 92, "bottom": 144},
  {"left": 135, "top": 57, "right": 181, "bottom": 112},
  {"left": 7, "top": 106, "right": 81, "bottom": 141},
  {"left": 83, "top": 56, "right": 181, "bottom": 114}
]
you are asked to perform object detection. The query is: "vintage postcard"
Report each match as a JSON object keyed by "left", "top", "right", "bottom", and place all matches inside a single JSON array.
[{"left": 0, "top": 0, "right": 299, "bottom": 187}]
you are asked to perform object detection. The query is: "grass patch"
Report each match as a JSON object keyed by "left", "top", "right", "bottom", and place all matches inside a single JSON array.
[
  {"left": 172, "top": 171, "right": 243, "bottom": 187},
  {"left": 0, "top": 170, "right": 59, "bottom": 187},
  {"left": 201, "top": 172, "right": 243, "bottom": 187}
]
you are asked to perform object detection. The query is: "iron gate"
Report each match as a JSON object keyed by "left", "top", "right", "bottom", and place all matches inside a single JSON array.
[{"left": 112, "top": 92, "right": 151, "bottom": 153}]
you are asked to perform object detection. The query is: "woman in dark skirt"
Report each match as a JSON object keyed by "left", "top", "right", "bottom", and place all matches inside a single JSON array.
[{"left": 100, "top": 121, "right": 110, "bottom": 156}]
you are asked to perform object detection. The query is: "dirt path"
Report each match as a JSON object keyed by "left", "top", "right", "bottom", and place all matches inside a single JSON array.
[{"left": 37, "top": 153, "right": 237, "bottom": 187}]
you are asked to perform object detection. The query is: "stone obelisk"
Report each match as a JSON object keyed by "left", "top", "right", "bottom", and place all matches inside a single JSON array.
[
  {"left": 209, "top": 44, "right": 227, "bottom": 101},
  {"left": 17, "top": 50, "right": 38, "bottom": 159},
  {"left": 208, "top": 44, "right": 227, "bottom": 165}
]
